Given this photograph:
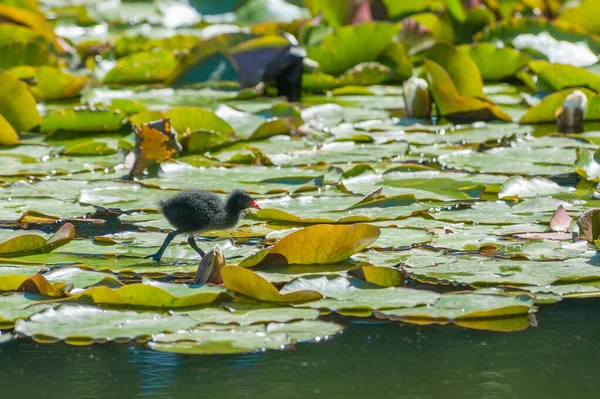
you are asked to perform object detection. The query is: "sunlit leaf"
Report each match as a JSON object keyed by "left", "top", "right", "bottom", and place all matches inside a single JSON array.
[
  {"left": 0, "top": 69, "right": 40, "bottom": 132},
  {"left": 15, "top": 305, "right": 199, "bottom": 344},
  {"left": 221, "top": 266, "right": 322, "bottom": 303},
  {"left": 424, "top": 60, "right": 511, "bottom": 121},
  {"left": 103, "top": 49, "right": 179, "bottom": 84},
  {"left": 307, "top": 22, "right": 399, "bottom": 75},
  {"left": 240, "top": 224, "right": 381, "bottom": 267},
  {"left": 40, "top": 107, "right": 125, "bottom": 134}
]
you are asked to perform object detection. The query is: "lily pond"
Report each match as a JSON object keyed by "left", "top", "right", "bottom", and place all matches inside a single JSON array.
[{"left": 2, "top": 0, "right": 600, "bottom": 396}]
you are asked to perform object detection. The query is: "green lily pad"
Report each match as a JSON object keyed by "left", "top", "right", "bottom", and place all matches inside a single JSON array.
[
  {"left": 15, "top": 305, "right": 199, "bottom": 344},
  {"left": 284, "top": 276, "right": 441, "bottom": 311},
  {"left": 424, "top": 60, "right": 511, "bottom": 121},
  {"left": 425, "top": 42, "right": 485, "bottom": 99},
  {"left": 378, "top": 291, "right": 534, "bottom": 331},
  {"left": 9, "top": 66, "right": 86, "bottom": 100},
  {"left": 103, "top": 49, "right": 179, "bottom": 85},
  {"left": 307, "top": 22, "right": 399, "bottom": 76},
  {"left": 458, "top": 43, "right": 531, "bottom": 81},
  {"left": 178, "top": 306, "right": 320, "bottom": 326},
  {"left": 520, "top": 88, "right": 600, "bottom": 123},
  {"left": 40, "top": 107, "right": 125, "bottom": 134},
  {"left": 148, "top": 324, "right": 290, "bottom": 355},
  {"left": 0, "top": 293, "right": 52, "bottom": 329},
  {"left": 529, "top": 61, "right": 600, "bottom": 93}
]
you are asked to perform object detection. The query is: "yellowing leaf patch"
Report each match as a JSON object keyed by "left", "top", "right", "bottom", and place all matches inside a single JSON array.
[
  {"left": 242, "top": 224, "right": 381, "bottom": 267},
  {"left": 221, "top": 266, "right": 322, "bottom": 303}
]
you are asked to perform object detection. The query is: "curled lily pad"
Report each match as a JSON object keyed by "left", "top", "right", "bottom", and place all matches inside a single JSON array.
[
  {"left": 0, "top": 69, "right": 41, "bottom": 132},
  {"left": 529, "top": 61, "right": 600, "bottom": 93},
  {"left": 349, "top": 266, "right": 405, "bottom": 287},
  {"left": 0, "top": 223, "right": 74, "bottom": 257},
  {"left": 9, "top": 66, "right": 86, "bottom": 100},
  {"left": 425, "top": 42, "right": 485, "bottom": 99},
  {"left": 221, "top": 266, "right": 322, "bottom": 303},
  {"left": 63, "top": 281, "right": 229, "bottom": 308},
  {"left": 424, "top": 60, "right": 511, "bottom": 122},
  {"left": 0, "top": 114, "right": 19, "bottom": 145},
  {"left": 240, "top": 223, "right": 381, "bottom": 267}
]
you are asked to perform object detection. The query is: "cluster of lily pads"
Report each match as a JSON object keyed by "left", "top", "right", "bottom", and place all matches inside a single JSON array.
[{"left": 1, "top": 0, "right": 600, "bottom": 354}]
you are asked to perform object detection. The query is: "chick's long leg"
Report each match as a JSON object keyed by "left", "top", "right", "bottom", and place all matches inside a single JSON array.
[
  {"left": 144, "top": 230, "right": 181, "bottom": 262},
  {"left": 187, "top": 236, "right": 206, "bottom": 257}
]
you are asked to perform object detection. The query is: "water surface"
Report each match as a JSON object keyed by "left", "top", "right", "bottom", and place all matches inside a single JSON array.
[{"left": 2, "top": 299, "right": 599, "bottom": 398}]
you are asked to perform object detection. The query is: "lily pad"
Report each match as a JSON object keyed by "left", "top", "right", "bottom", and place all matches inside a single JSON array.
[
  {"left": 239, "top": 223, "right": 381, "bottom": 267},
  {"left": 15, "top": 305, "right": 199, "bottom": 344},
  {"left": 103, "top": 49, "right": 179, "bottom": 85},
  {"left": 307, "top": 22, "right": 399, "bottom": 76},
  {"left": 458, "top": 43, "right": 531, "bottom": 81},
  {"left": 40, "top": 107, "right": 125, "bottom": 134},
  {"left": 0, "top": 69, "right": 41, "bottom": 132},
  {"left": 424, "top": 60, "right": 511, "bottom": 121},
  {"left": 221, "top": 266, "right": 322, "bottom": 303}
]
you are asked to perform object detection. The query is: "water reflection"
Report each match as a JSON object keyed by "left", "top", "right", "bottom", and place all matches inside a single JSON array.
[{"left": 1, "top": 299, "right": 600, "bottom": 398}]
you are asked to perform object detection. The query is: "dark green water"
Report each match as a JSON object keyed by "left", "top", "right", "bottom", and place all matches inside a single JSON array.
[{"left": 1, "top": 299, "right": 599, "bottom": 398}]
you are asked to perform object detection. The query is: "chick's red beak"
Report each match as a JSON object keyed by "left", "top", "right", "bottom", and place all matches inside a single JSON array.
[{"left": 250, "top": 199, "right": 261, "bottom": 210}]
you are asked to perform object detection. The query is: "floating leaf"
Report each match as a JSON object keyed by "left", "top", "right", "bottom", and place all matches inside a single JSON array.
[
  {"left": 458, "top": 43, "right": 531, "bottom": 81},
  {"left": 0, "top": 223, "right": 74, "bottom": 257},
  {"left": 425, "top": 42, "right": 485, "bottom": 98},
  {"left": 40, "top": 107, "right": 125, "bottom": 134},
  {"left": 15, "top": 305, "right": 199, "bottom": 344},
  {"left": 221, "top": 266, "right": 322, "bottom": 303},
  {"left": 65, "top": 281, "right": 228, "bottom": 308},
  {"left": 557, "top": 0, "right": 600, "bottom": 35},
  {"left": 103, "top": 49, "right": 179, "bottom": 84},
  {"left": 378, "top": 292, "right": 534, "bottom": 332},
  {"left": 350, "top": 266, "right": 405, "bottom": 287},
  {"left": 248, "top": 116, "right": 303, "bottom": 140},
  {"left": 0, "top": 69, "right": 41, "bottom": 132},
  {"left": 477, "top": 17, "right": 600, "bottom": 67},
  {"left": 17, "top": 274, "right": 66, "bottom": 297},
  {"left": 520, "top": 88, "right": 600, "bottom": 123},
  {"left": 307, "top": 22, "right": 399, "bottom": 76},
  {"left": 0, "top": 114, "right": 19, "bottom": 145},
  {"left": 240, "top": 224, "right": 381, "bottom": 267},
  {"left": 287, "top": 276, "right": 441, "bottom": 311},
  {"left": 179, "top": 306, "right": 320, "bottom": 326},
  {"left": 424, "top": 60, "right": 511, "bottom": 121},
  {"left": 9, "top": 66, "right": 86, "bottom": 100},
  {"left": 0, "top": 40, "right": 58, "bottom": 69},
  {"left": 149, "top": 324, "right": 290, "bottom": 355}
]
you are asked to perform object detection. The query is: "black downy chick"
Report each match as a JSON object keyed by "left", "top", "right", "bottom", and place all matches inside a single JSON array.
[{"left": 145, "top": 189, "right": 261, "bottom": 262}]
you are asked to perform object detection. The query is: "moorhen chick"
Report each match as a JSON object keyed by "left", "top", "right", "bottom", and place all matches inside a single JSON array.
[{"left": 145, "top": 189, "right": 261, "bottom": 262}]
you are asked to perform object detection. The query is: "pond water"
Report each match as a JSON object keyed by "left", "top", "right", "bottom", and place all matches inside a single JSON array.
[{"left": 2, "top": 298, "right": 599, "bottom": 399}]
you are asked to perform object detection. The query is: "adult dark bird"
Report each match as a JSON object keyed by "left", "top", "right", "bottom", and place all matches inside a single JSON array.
[{"left": 145, "top": 189, "right": 261, "bottom": 262}]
